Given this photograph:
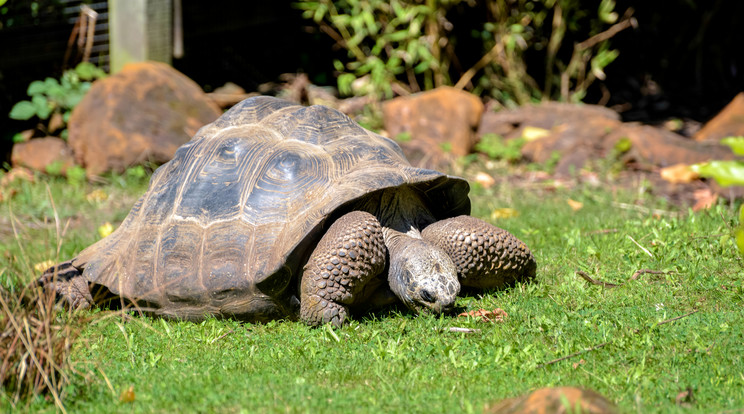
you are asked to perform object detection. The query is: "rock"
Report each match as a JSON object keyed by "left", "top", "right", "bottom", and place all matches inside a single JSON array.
[
  {"left": 68, "top": 61, "right": 222, "bottom": 177},
  {"left": 607, "top": 124, "right": 736, "bottom": 170},
  {"left": 478, "top": 101, "right": 620, "bottom": 140},
  {"left": 208, "top": 82, "right": 254, "bottom": 108},
  {"left": 479, "top": 102, "right": 735, "bottom": 176},
  {"left": 11, "top": 137, "right": 76, "bottom": 174},
  {"left": 382, "top": 86, "right": 484, "bottom": 167},
  {"left": 694, "top": 92, "right": 744, "bottom": 141},
  {"left": 485, "top": 386, "right": 618, "bottom": 414}
]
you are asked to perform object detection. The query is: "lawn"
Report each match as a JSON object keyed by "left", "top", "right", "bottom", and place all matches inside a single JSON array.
[{"left": 1, "top": 163, "right": 743, "bottom": 413}]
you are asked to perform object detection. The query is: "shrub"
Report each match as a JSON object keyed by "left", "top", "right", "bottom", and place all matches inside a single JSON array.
[{"left": 9, "top": 62, "right": 107, "bottom": 142}]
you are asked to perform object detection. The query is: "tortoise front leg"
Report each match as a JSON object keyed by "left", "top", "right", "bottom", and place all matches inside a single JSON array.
[
  {"left": 300, "top": 211, "right": 386, "bottom": 327},
  {"left": 421, "top": 215, "right": 536, "bottom": 289},
  {"left": 38, "top": 260, "right": 94, "bottom": 308}
]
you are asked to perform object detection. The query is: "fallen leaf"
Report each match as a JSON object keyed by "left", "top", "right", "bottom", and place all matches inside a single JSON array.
[
  {"left": 572, "top": 359, "right": 586, "bottom": 369},
  {"left": 33, "top": 260, "right": 55, "bottom": 273},
  {"left": 567, "top": 199, "right": 583, "bottom": 211},
  {"left": 98, "top": 222, "right": 114, "bottom": 239},
  {"left": 119, "top": 385, "right": 135, "bottom": 403},
  {"left": 521, "top": 126, "right": 551, "bottom": 141},
  {"left": 660, "top": 163, "right": 699, "bottom": 184},
  {"left": 474, "top": 172, "right": 496, "bottom": 188},
  {"left": 458, "top": 308, "right": 508, "bottom": 323},
  {"left": 86, "top": 189, "right": 109, "bottom": 202},
  {"left": 491, "top": 208, "right": 519, "bottom": 220},
  {"left": 692, "top": 188, "right": 717, "bottom": 211}
]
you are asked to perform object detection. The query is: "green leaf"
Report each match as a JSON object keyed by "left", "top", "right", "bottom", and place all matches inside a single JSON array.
[
  {"left": 27, "top": 80, "right": 47, "bottom": 96},
  {"left": 12, "top": 132, "right": 26, "bottom": 143},
  {"left": 32, "top": 95, "right": 52, "bottom": 120},
  {"left": 720, "top": 136, "right": 744, "bottom": 156},
  {"left": 44, "top": 77, "right": 60, "bottom": 90},
  {"left": 691, "top": 161, "right": 744, "bottom": 187},
  {"left": 590, "top": 49, "right": 619, "bottom": 80},
  {"left": 599, "top": 0, "right": 618, "bottom": 24},
  {"left": 75, "top": 62, "right": 100, "bottom": 80},
  {"left": 66, "top": 165, "right": 87, "bottom": 185},
  {"left": 337, "top": 73, "right": 357, "bottom": 96},
  {"left": 333, "top": 59, "right": 345, "bottom": 72},
  {"left": 509, "top": 24, "right": 524, "bottom": 34},
  {"left": 9, "top": 100, "right": 37, "bottom": 120}
]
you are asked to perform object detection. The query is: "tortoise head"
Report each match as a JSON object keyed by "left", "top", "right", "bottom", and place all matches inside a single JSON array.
[{"left": 386, "top": 233, "right": 460, "bottom": 314}]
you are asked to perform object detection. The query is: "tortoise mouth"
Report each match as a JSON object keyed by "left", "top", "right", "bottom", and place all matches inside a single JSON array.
[{"left": 410, "top": 288, "right": 458, "bottom": 315}]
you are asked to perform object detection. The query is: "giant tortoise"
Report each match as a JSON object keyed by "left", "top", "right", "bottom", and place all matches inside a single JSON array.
[{"left": 41, "top": 96, "right": 536, "bottom": 326}]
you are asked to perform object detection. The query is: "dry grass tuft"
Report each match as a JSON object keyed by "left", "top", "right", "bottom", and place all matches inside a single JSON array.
[{"left": 0, "top": 283, "right": 81, "bottom": 413}]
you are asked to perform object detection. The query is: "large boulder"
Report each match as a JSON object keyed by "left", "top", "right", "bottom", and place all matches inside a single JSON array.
[
  {"left": 479, "top": 102, "right": 735, "bottom": 175},
  {"left": 485, "top": 387, "right": 618, "bottom": 414},
  {"left": 68, "top": 61, "right": 222, "bottom": 176},
  {"left": 11, "top": 137, "right": 76, "bottom": 174},
  {"left": 382, "top": 86, "right": 484, "bottom": 167},
  {"left": 694, "top": 92, "right": 744, "bottom": 141}
]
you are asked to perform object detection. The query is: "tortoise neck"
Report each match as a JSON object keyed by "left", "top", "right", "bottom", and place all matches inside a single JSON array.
[{"left": 368, "top": 186, "right": 435, "bottom": 239}]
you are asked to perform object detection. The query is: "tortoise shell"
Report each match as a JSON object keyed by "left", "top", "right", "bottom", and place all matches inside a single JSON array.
[{"left": 72, "top": 96, "right": 470, "bottom": 321}]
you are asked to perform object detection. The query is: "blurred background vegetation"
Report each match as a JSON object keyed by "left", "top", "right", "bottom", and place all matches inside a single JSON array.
[{"left": 1, "top": 0, "right": 743, "bottom": 162}]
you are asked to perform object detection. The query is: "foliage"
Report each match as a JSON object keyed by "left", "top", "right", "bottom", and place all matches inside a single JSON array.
[
  {"left": 296, "top": 0, "right": 634, "bottom": 105},
  {"left": 463, "top": 0, "right": 630, "bottom": 104},
  {"left": 9, "top": 62, "right": 106, "bottom": 142},
  {"left": 691, "top": 136, "right": 744, "bottom": 187},
  {"left": 1, "top": 166, "right": 743, "bottom": 412},
  {"left": 296, "top": 0, "right": 463, "bottom": 99},
  {"left": 475, "top": 133, "right": 525, "bottom": 162}
]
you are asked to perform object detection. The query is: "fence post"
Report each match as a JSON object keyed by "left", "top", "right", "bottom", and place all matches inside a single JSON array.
[{"left": 109, "top": 0, "right": 173, "bottom": 73}]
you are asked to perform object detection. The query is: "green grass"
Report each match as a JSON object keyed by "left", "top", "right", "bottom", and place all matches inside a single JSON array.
[{"left": 1, "top": 165, "right": 743, "bottom": 413}]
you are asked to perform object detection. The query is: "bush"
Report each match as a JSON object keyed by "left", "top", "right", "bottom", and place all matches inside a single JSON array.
[
  {"left": 9, "top": 62, "right": 107, "bottom": 142},
  {"left": 296, "top": 0, "right": 635, "bottom": 105}
]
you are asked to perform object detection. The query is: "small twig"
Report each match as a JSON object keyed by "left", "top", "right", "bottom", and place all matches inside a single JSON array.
[
  {"left": 627, "top": 235, "right": 654, "bottom": 258},
  {"left": 576, "top": 15, "right": 637, "bottom": 51},
  {"left": 576, "top": 269, "right": 671, "bottom": 288},
  {"left": 448, "top": 327, "right": 481, "bottom": 334},
  {"left": 537, "top": 309, "right": 698, "bottom": 368},
  {"left": 453, "top": 41, "right": 503, "bottom": 90},
  {"left": 630, "top": 269, "right": 669, "bottom": 281},
  {"left": 576, "top": 271, "right": 619, "bottom": 288},
  {"left": 655, "top": 309, "right": 699, "bottom": 327},
  {"left": 210, "top": 330, "right": 234, "bottom": 345}
]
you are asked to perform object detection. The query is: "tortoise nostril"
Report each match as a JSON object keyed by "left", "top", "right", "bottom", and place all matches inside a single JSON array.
[{"left": 421, "top": 289, "right": 436, "bottom": 303}]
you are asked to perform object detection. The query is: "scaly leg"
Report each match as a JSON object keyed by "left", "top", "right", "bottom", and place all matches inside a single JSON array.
[
  {"left": 38, "top": 260, "right": 94, "bottom": 309},
  {"left": 300, "top": 211, "right": 387, "bottom": 327},
  {"left": 422, "top": 215, "right": 536, "bottom": 289}
]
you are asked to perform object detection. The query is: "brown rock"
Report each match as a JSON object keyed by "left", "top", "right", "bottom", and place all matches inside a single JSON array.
[
  {"left": 11, "top": 137, "right": 76, "bottom": 174},
  {"left": 478, "top": 101, "right": 620, "bottom": 139},
  {"left": 383, "top": 86, "right": 484, "bottom": 167},
  {"left": 480, "top": 102, "right": 736, "bottom": 176},
  {"left": 608, "top": 124, "right": 736, "bottom": 169},
  {"left": 68, "top": 61, "right": 222, "bottom": 176},
  {"left": 694, "top": 92, "right": 744, "bottom": 141},
  {"left": 485, "top": 386, "right": 618, "bottom": 414}
]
